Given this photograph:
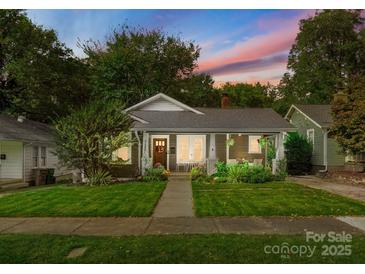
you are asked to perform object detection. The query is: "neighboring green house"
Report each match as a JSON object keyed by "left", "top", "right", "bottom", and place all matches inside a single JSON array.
[{"left": 285, "top": 104, "right": 346, "bottom": 172}]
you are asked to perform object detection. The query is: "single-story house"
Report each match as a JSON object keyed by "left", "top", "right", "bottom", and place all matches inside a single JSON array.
[
  {"left": 113, "top": 93, "right": 294, "bottom": 176},
  {"left": 285, "top": 104, "right": 365, "bottom": 172},
  {"left": 0, "top": 114, "right": 69, "bottom": 186}
]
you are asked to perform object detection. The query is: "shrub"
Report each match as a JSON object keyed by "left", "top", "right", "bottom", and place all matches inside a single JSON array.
[
  {"left": 54, "top": 99, "right": 132, "bottom": 178},
  {"left": 274, "top": 159, "right": 288, "bottom": 181},
  {"left": 243, "top": 165, "right": 273, "bottom": 183},
  {"left": 143, "top": 167, "right": 168, "bottom": 182},
  {"left": 284, "top": 132, "right": 313, "bottom": 175},
  {"left": 87, "top": 169, "right": 112, "bottom": 186},
  {"left": 215, "top": 161, "right": 228, "bottom": 177},
  {"left": 227, "top": 164, "right": 247, "bottom": 183},
  {"left": 191, "top": 166, "right": 207, "bottom": 181}
]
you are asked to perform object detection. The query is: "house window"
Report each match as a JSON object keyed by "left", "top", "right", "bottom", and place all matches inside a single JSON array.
[
  {"left": 307, "top": 129, "right": 315, "bottom": 150},
  {"left": 177, "top": 135, "right": 206, "bottom": 163},
  {"left": 112, "top": 133, "right": 132, "bottom": 164},
  {"left": 32, "top": 146, "right": 39, "bottom": 167},
  {"left": 248, "top": 136, "right": 262, "bottom": 154},
  {"left": 40, "top": 147, "right": 47, "bottom": 167}
]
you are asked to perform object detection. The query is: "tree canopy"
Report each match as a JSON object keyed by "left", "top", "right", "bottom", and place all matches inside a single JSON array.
[
  {"left": 278, "top": 10, "right": 365, "bottom": 112},
  {"left": 83, "top": 26, "right": 214, "bottom": 107},
  {"left": 0, "top": 10, "right": 91, "bottom": 123},
  {"left": 218, "top": 82, "right": 276, "bottom": 108},
  {"left": 331, "top": 76, "right": 365, "bottom": 155}
]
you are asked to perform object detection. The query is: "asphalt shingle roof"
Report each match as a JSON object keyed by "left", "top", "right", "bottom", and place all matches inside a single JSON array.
[
  {"left": 131, "top": 107, "right": 294, "bottom": 133},
  {"left": 0, "top": 114, "right": 55, "bottom": 142},
  {"left": 294, "top": 105, "right": 332, "bottom": 128}
]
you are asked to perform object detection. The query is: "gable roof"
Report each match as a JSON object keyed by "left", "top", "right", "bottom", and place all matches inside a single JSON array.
[
  {"left": 131, "top": 107, "right": 295, "bottom": 133},
  {"left": 0, "top": 114, "right": 55, "bottom": 143},
  {"left": 125, "top": 93, "right": 204, "bottom": 114},
  {"left": 285, "top": 104, "right": 332, "bottom": 128}
]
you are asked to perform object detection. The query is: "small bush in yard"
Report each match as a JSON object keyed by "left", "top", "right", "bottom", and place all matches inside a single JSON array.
[
  {"left": 227, "top": 164, "right": 247, "bottom": 183},
  {"left": 143, "top": 167, "right": 168, "bottom": 182},
  {"left": 191, "top": 166, "right": 207, "bottom": 181},
  {"left": 274, "top": 159, "right": 288, "bottom": 181},
  {"left": 243, "top": 165, "right": 273, "bottom": 183},
  {"left": 284, "top": 132, "right": 312, "bottom": 175},
  {"left": 87, "top": 169, "right": 112, "bottom": 186},
  {"left": 218, "top": 163, "right": 274, "bottom": 184},
  {"left": 215, "top": 161, "right": 228, "bottom": 177}
]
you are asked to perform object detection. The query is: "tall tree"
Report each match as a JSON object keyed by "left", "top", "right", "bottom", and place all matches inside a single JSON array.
[
  {"left": 279, "top": 10, "right": 365, "bottom": 110},
  {"left": 331, "top": 76, "right": 365, "bottom": 155},
  {"left": 0, "top": 10, "right": 91, "bottom": 123},
  {"left": 83, "top": 26, "right": 212, "bottom": 107}
]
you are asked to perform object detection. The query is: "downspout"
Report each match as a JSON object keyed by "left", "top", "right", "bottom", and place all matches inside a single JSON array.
[
  {"left": 23, "top": 143, "right": 26, "bottom": 184},
  {"left": 319, "top": 129, "right": 328, "bottom": 173},
  {"left": 134, "top": 130, "right": 141, "bottom": 175}
]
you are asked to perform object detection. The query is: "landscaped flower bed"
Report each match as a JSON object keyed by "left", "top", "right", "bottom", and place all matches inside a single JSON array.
[{"left": 191, "top": 161, "right": 287, "bottom": 184}]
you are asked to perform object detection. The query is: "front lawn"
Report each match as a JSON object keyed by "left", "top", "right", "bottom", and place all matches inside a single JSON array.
[
  {"left": 1, "top": 233, "right": 364, "bottom": 263},
  {"left": 0, "top": 182, "right": 166, "bottom": 217},
  {"left": 192, "top": 181, "right": 365, "bottom": 217}
]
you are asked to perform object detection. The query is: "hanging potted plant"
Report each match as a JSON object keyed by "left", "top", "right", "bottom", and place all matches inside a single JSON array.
[{"left": 226, "top": 138, "right": 235, "bottom": 147}]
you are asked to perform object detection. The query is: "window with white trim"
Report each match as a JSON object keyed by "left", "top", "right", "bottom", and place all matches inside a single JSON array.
[
  {"left": 248, "top": 136, "right": 262, "bottom": 154},
  {"left": 32, "top": 146, "right": 39, "bottom": 167},
  {"left": 112, "top": 133, "right": 132, "bottom": 164},
  {"left": 307, "top": 129, "right": 314, "bottom": 150},
  {"left": 177, "top": 135, "right": 206, "bottom": 163},
  {"left": 40, "top": 147, "right": 47, "bottom": 167}
]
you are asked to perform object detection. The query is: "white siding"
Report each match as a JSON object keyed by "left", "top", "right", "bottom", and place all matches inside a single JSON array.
[
  {"left": 140, "top": 98, "right": 185, "bottom": 111},
  {"left": 0, "top": 141, "right": 23, "bottom": 179},
  {"left": 24, "top": 143, "right": 73, "bottom": 182}
]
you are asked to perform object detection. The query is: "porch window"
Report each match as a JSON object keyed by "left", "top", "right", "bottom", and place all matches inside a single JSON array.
[
  {"left": 112, "top": 133, "right": 132, "bottom": 164},
  {"left": 248, "top": 136, "right": 262, "bottom": 154},
  {"left": 177, "top": 135, "right": 206, "bottom": 163}
]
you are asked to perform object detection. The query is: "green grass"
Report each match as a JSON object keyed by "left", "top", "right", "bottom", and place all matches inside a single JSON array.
[
  {"left": 0, "top": 233, "right": 364, "bottom": 263},
  {"left": 192, "top": 181, "right": 365, "bottom": 217},
  {"left": 0, "top": 182, "right": 166, "bottom": 217}
]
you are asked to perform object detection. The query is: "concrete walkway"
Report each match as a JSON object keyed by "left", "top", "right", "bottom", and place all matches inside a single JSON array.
[
  {"left": 291, "top": 176, "right": 365, "bottom": 202},
  {"left": 153, "top": 174, "right": 194, "bottom": 217},
  {"left": 0, "top": 216, "right": 364, "bottom": 236}
]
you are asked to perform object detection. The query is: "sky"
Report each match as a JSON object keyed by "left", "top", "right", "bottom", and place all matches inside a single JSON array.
[{"left": 27, "top": 9, "right": 315, "bottom": 86}]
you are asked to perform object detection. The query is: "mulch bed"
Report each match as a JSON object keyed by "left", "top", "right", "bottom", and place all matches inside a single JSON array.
[{"left": 326, "top": 170, "right": 365, "bottom": 186}]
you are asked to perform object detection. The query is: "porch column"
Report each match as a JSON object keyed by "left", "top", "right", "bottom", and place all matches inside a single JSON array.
[
  {"left": 208, "top": 133, "right": 216, "bottom": 159},
  {"left": 276, "top": 132, "right": 285, "bottom": 160},
  {"left": 141, "top": 132, "right": 151, "bottom": 175},
  {"left": 207, "top": 133, "right": 217, "bottom": 175},
  {"left": 272, "top": 132, "right": 285, "bottom": 174}
]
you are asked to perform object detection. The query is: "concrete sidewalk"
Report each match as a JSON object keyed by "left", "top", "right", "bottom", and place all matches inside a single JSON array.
[
  {"left": 291, "top": 176, "right": 365, "bottom": 202},
  {"left": 0, "top": 216, "right": 364, "bottom": 236},
  {"left": 153, "top": 174, "right": 194, "bottom": 217}
]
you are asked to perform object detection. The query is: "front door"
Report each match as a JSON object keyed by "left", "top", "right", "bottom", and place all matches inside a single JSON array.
[{"left": 153, "top": 138, "right": 167, "bottom": 168}]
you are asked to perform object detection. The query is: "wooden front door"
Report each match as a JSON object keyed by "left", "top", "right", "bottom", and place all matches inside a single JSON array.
[{"left": 153, "top": 138, "right": 167, "bottom": 168}]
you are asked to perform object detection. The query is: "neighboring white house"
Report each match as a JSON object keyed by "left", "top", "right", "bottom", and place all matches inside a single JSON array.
[{"left": 0, "top": 114, "right": 70, "bottom": 186}]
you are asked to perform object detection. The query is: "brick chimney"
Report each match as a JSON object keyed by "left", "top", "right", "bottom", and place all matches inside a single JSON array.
[{"left": 221, "top": 93, "right": 230, "bottom": 108}]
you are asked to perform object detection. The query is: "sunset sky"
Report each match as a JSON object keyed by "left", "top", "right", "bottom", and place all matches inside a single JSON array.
[{"left": 27, "top": 9, "right": 315, "bottom": 86}]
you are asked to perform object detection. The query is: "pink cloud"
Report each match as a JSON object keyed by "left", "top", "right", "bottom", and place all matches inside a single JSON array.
[{"left": 198, "top": 10, "right": 315, "bottom": 76}]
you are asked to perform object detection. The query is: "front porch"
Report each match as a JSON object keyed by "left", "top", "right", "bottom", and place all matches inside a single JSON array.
[{"left": 139, "top": 132, "right": 286, "bottom": 175}]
